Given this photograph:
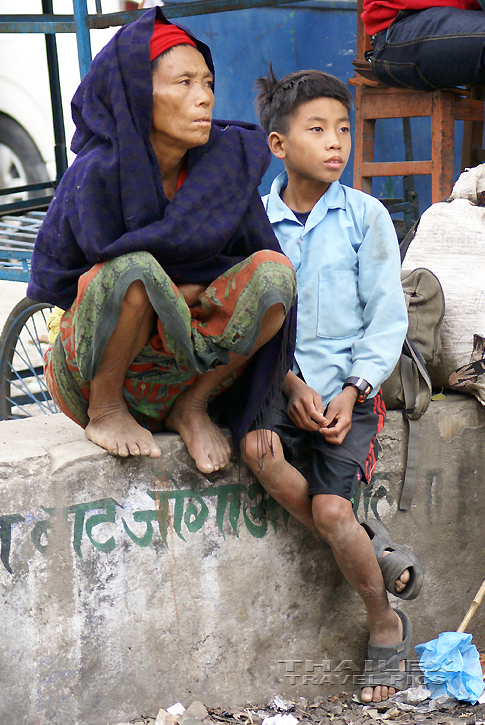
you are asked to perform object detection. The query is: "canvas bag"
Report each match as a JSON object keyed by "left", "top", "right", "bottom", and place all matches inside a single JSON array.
[{"left": 382, "top": 265, "right": 445, "bottom": 510}]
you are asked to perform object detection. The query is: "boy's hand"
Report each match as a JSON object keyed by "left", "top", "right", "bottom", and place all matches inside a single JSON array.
[
  {"left": 284, "top": 371, "right": 327, "bottom": 431},
  {"left": 319, "top": 386, "right": 358, "bottom": 445}
]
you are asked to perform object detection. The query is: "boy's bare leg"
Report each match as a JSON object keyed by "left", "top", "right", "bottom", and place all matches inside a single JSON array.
[
  {"left": 165, "top": 303, "right": 286, "bottom": 474},
  {"left": 85, "top": 279, "right": 161, "bottom": 458},
  {"left": 311, "top": 495, "right": 404, "bottom": 704},
  {"left": 242, "top": 430, "right": 408, "bottom": 704}
]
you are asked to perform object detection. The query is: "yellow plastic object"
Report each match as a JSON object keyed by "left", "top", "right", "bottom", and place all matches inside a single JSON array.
[{"left": 47, "top": 306, "right": 65, "bottom": 344}]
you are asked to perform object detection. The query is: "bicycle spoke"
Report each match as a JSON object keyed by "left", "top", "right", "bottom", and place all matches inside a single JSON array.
[{"left": 0, "top": 301, "right": 58, "bottom": 419}]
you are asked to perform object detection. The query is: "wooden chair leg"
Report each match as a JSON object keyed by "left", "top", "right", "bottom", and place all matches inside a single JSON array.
[
  {"left": 431, "top": 91, "right": 455, "bottom": 203},
  {"left": 353, "top": 86, "right": 375, "bottom": 195}
]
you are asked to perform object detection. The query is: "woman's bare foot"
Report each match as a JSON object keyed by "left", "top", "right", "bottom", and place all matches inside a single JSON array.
[
  {"left": 165, "top": 390, "right": 232, "bottom": 474},
  {"left": 361, "top": 609, "right": 405, "bottom": 704},
  {"left": 85, "top": 402, "right": 161, "bottom": 458}
]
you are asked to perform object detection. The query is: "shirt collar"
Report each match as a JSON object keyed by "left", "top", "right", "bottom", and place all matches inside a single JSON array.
[{"left": 265, "top": 172, "right": 347, "bottom": 225}]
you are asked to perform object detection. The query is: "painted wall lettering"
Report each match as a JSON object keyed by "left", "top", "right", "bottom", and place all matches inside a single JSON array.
[{"left": 0, "top": 482, "right": 291, "bottom": 573}]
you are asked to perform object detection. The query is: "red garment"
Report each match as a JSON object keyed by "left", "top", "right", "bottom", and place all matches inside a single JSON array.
[
  {"left": 362, "top": 0, "right": 480, "bottom": 36},
  {"left": 150, "top": 19, "right": 196, "bottom": 61},
  {"left": 176, "top": 165, "right": 187, "bottom": 191}
]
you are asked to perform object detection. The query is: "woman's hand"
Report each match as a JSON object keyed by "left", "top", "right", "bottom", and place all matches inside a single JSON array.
[
  {"left": 284, "top": 371, "right": 327, "bottom": 431},
  {"left": 177, "top": 283, "right": 207, "bottom": 307}
]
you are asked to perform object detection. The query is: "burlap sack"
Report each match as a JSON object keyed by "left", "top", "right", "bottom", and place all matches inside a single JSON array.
[{"left": 404, "top": 165, "right": 485, "bottom": 405}]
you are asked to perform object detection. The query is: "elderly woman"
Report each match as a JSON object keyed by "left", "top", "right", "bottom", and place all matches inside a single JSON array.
[{"left": 27, "top": 8, "right": 296, "bottom": 474}]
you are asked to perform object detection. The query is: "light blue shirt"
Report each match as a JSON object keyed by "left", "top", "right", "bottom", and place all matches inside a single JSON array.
[{"left": 263, "top": 173, "right": 408, "bottom": 406}]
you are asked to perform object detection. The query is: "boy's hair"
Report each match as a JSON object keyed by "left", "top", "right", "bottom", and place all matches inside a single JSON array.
[{"left": 255, "top": 65, "right": 353, "bottom": 135}]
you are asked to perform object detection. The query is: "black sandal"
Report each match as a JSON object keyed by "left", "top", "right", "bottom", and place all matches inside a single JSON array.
[
  {"left": 360, "top": 609, "right": 412, "bottom": 697},
  {"left": 362, "top": 518, "right": 424, "bottom": 600}
]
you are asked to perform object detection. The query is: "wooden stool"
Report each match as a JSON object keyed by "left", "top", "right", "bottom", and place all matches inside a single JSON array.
[{"left": 348, "top": 0, "right": 485, "bottom": 204}]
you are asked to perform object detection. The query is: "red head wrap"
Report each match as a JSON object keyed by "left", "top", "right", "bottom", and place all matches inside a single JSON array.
[{"left": 150, "top": 19, "right": 197, "bottom": 62}]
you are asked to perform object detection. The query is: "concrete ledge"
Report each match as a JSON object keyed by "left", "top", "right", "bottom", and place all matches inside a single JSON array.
[{"left": 0, "top": 394, "right": 484, "bottom": 724}]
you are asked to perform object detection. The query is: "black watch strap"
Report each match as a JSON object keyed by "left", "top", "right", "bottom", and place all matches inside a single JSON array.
[{"left": 343, "top": 376, "right": 372, "bottom": 404}]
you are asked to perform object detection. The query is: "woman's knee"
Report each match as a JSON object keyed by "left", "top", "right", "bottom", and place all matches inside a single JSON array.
[
  {"left": 248, "top": 252, "right": 296, "bottom": 287},
  {"left": 249, "top": 250, "right": 292, "bottom": 268},
  {"left": 123, "top": 279, "right": 152, "bottom": 311}
]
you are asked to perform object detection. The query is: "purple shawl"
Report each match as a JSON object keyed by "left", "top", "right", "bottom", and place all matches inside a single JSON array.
[{"left": 27, "top": 7, "right": 295, "bottom": 446}]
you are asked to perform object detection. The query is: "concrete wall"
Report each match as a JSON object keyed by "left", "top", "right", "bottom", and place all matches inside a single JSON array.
[{"left": 0, "top": 393, "right": 484, "bottom": 725}]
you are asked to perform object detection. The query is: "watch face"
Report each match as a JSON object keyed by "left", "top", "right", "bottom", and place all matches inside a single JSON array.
[
  {"left": 344, "top": 378, "right": 371, "bottom": 402},
  {"left": 353, "top": 379, "right": 371, "bottom": 402}
]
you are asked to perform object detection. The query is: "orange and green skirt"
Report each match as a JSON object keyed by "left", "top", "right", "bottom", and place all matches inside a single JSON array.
[{"left": 45, "top": 250, "right": 296, "bottom": 432}]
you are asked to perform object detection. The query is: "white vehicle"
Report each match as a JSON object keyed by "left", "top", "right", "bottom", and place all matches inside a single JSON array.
[{"left": 0, "top": 0, "right": 125, "bottom": 203}]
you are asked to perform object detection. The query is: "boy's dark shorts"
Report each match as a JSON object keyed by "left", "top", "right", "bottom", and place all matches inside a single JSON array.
[{"left": 253, "top": 390, "right": 386, "bottom": 502}]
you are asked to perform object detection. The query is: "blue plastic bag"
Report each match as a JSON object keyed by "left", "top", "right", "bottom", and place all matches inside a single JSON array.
[{"left": 415, "top": 632, "right": 484, "bottom": 704}]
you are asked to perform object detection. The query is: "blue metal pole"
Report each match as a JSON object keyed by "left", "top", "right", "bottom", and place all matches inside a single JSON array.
[
  {"left": 42, "top": 0, "right": 68, "bottom": 182},
  {"left": 72, "top": 0, "right": 92, "bottom": 78}
]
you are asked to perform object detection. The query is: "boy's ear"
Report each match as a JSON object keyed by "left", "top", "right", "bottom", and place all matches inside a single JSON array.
[{"left": 268, "top": 131, "right": 286, "bottom": 160}]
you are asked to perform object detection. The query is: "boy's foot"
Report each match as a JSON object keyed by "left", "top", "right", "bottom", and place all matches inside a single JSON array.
[
  {"left": 86, "top": 403, "right": 161, "bottom": 458},
  {"left": 165, "top": 390, "right": 232, "bottom": 474},
  {"left": 361, "top": 608, "right": 408, "bottom": 704},
  {"left": 383, "top": 551, "right": 410, "bottom": 593}
]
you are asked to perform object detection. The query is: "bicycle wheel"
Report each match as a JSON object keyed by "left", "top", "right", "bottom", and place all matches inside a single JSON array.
[{"left": 0, "top": 297, "right": 58, "bottom": 420}]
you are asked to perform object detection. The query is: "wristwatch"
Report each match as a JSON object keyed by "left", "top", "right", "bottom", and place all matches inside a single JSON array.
[{"left": 343, "top": 376, "right": 372, "bottom": 404}]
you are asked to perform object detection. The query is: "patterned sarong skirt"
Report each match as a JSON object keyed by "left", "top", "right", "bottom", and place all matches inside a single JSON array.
[{"left": 45, "top": 250, "right": 296, "bottom": 432}]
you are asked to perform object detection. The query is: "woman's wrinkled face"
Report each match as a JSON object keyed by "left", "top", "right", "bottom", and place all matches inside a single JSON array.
[{"left": 151, "top": 44, "right": 214, "bottom": 151}]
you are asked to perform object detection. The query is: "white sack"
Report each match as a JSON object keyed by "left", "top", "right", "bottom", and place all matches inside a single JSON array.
[{"left": 404, "top": 165, "right": 485, "bottom": 405}]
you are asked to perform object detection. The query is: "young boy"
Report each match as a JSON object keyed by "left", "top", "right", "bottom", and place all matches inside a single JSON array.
[{"left": 242, "top": 68, "right": 413, "bottom": 704}]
